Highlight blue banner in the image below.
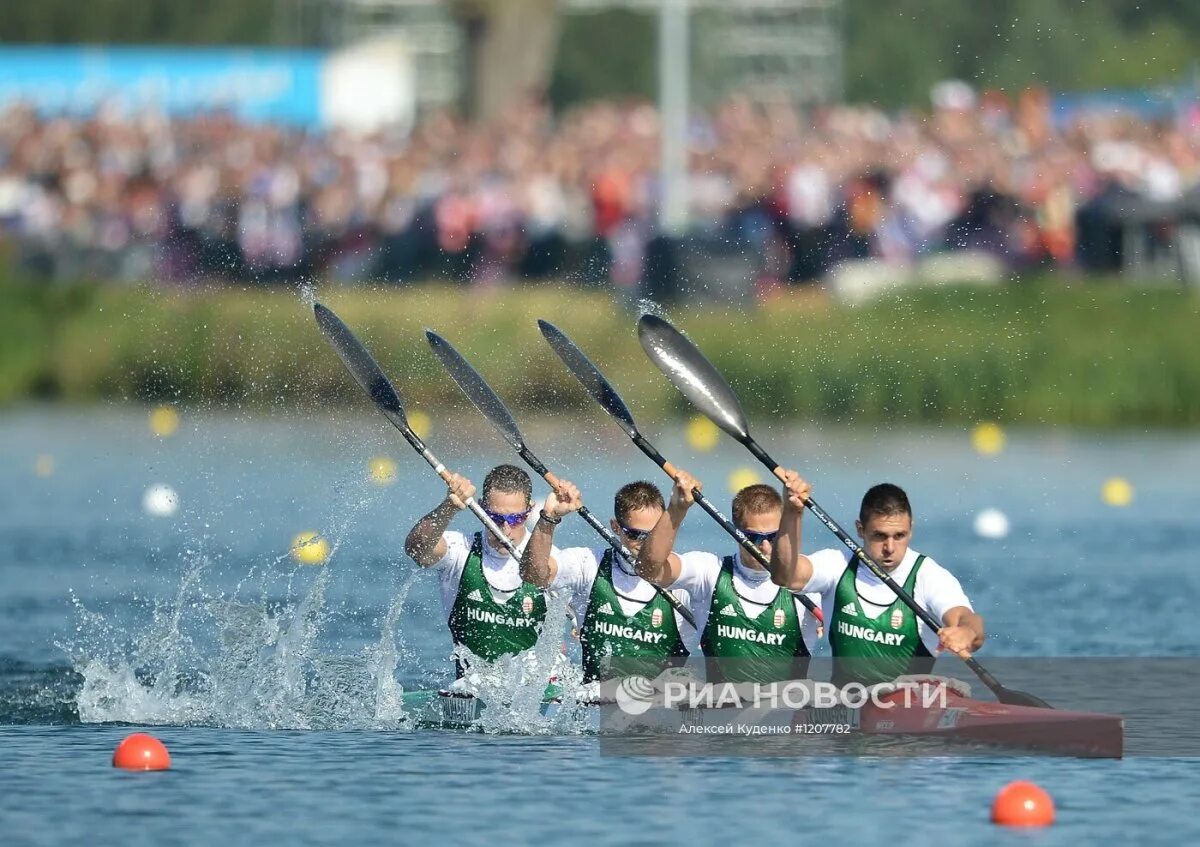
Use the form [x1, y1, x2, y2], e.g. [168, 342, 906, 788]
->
[0, 46, 324, 125]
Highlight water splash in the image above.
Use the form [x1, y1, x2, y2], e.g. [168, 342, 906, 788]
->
[371, 569, 420, 727]
[61, 468, 595, 734]
[635, 297, 668, 319]
[62, 470, 428, 730]
[453, 590, 586, 735]
[297, 281, 317, 309]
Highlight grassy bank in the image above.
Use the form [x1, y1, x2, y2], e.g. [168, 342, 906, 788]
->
[3, 275, 1198, 427]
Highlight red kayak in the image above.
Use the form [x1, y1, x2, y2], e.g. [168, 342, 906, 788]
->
[853, 689, 1124, 758]
[409, 685, 1124, 757]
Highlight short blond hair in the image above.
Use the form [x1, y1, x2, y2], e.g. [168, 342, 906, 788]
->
[732, 484, 782, 525]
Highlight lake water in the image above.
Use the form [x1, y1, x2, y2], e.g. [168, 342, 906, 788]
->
[1, 407, 1197, 845]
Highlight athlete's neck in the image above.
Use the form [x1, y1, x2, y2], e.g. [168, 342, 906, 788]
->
[613, 549, 639, 578]
[734, 555, 770, 582]
[737, 551, 768, 573]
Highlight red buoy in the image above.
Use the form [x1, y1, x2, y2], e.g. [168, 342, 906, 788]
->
[992, 780, 1055, 826]
[112, 733, 171, 771]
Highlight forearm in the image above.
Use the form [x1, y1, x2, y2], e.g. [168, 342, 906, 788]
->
[636, 504, 685, 585]
[520, 518, 558, 588]
[769, 507, 812, 590]
[944, 607, 986, 650]
[404, 499, 459, 565]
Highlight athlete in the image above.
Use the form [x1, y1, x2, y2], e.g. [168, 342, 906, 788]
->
[521, 479, 690, 683]
[404, 464, 558, 674]
[636, 470, 819, 684]
[768, 474, 985, 687]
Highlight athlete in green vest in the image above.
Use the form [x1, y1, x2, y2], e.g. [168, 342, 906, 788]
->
[768, 472, 985, 687]
[404, 464, 558, 673]
[521, 479, 690, 683]
[636, 469, 819, 684]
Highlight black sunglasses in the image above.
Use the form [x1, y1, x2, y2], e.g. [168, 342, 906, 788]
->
[618, 523, 653, 541]
[485, 509, 529, 528]
[743, 529, 779, 545]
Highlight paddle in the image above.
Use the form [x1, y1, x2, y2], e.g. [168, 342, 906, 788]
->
[425, 329, 698, 630]
[636, 313, 1051, 709]
[311, 302, 521, 560]
[536, 319, 823, 630]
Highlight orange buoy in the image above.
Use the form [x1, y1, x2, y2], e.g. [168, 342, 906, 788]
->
[991, 780, 1054, 826]
[112, 732, 171, 771]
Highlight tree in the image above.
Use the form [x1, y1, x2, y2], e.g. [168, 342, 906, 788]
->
[449, 0, 562, 120]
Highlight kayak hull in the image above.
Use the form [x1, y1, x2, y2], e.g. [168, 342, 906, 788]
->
[860, 690, 1123, 758]
[400, 688, 1123, 757]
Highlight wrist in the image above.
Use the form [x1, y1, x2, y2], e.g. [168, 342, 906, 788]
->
[538, 511, 563, 526]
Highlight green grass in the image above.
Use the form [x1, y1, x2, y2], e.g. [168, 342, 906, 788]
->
[2, 275, 1197, 427]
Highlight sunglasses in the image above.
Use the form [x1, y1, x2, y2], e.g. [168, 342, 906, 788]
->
[743, 529, 779, 545]
[618, 523, 653, 541]
[485, 509, 529, 528]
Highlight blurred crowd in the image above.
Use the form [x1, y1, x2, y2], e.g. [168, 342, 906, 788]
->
[1, 86, 1199, 288]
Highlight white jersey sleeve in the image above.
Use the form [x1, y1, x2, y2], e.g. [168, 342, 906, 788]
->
[913, 556, 973, 623]
[430, 530, 469, 574]
[801, 547, 849, 595]
[549, 546, 601, 612]
[671, 550, 722, 598]
[429, 530, 471, 615]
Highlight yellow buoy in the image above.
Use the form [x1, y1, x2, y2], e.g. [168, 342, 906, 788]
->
[1102, 477, 1134, 507]
[149, 405, 180, 438]
[291, 531, 330, 565]
[728, 467, 761, 493]
[971, 422, 1005, 456]
[34, 454, 55, 477]
[408, 410, 432, 440]
[686, 415, 720, 452]
[369, 455, 398, 486]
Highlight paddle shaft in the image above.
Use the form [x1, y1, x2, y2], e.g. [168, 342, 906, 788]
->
[742, 436, 1029, 693]
[627, 433, 824, 623]
[383, 408, 521, 561]
[513, 445, 698, 630]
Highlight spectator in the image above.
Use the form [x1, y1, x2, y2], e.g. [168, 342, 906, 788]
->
[0, 89, 1196, 288]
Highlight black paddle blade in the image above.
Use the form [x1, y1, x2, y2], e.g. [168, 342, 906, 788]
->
[636, 314, 751, 442]
[538, 320, 640, 439]
[313, 303, 408, 420]
[425, 330, 525, 451]
[996, 687, 1053, 709]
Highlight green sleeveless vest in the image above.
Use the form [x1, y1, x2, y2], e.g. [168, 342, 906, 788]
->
[446, 533, 547, 666]
[829, 554, 933, 686]
[699, 556, 810, 683]
[579, 550, 689, 683]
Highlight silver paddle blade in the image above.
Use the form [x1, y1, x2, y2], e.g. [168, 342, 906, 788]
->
[313, 303, 408, 420]
[636, 314, 751, 441]
[537, 320, 640, 439]
[425, 330, 526, 451]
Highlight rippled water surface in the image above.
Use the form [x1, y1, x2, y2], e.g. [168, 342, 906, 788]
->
[2, 408, 1197, 845]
